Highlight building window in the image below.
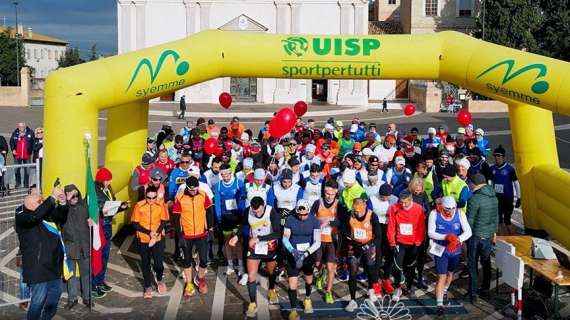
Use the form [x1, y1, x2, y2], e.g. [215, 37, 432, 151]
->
[48, 50, 52, 60]
[41, 50, 45, 59]
[26, 49, 30, 59]
[34, 49, 38, 59]
[425, 0, 438, 16]
[388, 0, 396, 4]
[458, 0, 473, 17]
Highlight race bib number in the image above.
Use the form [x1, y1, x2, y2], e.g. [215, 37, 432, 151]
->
[296, 243, 310, 251]
[176, 177, 186, 184]
[322, 226, 332, 236]
[399, 223, 413, 236]
[225, 199, 237, 210]
[354, 228, 368, 240]
[429, 242, 446, 257]
[254, 242, 268, 255]
[494, 184, 504, 194]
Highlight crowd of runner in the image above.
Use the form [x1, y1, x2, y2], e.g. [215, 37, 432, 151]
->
[13, 114, 521, 320]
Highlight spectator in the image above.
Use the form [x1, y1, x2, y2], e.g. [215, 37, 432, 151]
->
[61, 184, 92, 309]
[16, 184, 69, 320]
[130, 153, 156, 192]
[180, 120, 193, 144]
[33, 127, 44, 183]
[382, 97, 388, 112]
[466, 173, 498, 303]
[10, 122, 35, 188]
[178, 95, 186, 119]
[0, 134, 9, 162]
[228, 116, 245, 140]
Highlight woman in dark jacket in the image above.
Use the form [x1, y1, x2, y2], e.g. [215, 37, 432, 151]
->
[61, 184, 91, 309]
[408, 177, 431, 290]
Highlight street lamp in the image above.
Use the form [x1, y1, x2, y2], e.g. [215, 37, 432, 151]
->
[14, 1, 20, 87]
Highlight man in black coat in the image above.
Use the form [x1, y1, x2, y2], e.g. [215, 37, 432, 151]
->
[16, 185, 69, 320]
[9, 122, 35, 188]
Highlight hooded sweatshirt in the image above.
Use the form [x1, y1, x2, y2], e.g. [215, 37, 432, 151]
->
[61, 184, 91, 260]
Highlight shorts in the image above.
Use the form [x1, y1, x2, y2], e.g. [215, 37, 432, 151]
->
[497, 196, 514, 225]
[286, 251, 319, 277]
[221, 214, 240, 234]
[247, 249, 278, 262]
[315, 242, 337, 264]
[181, 237, 208, 269]
[434, 254, 461, 275]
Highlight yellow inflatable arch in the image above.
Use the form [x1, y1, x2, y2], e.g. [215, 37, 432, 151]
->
[44, 30, 570, 245]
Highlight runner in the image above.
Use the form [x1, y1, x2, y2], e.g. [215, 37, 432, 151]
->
[312, 180, 343, 304]
[172, 176, 214, 297]
[213, 164, 247, 284]
[428, 196, 472, 316]
[282, 199, 321, 320]
[228, 196, 281, 317]
[387, 190, 426, 302]
[130, 186, 170, 298]
[489, 145, 520, 235]
[300, 163, 324, 208]
[343, 197, 382, 312]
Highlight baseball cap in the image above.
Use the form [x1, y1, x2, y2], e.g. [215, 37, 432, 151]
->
[186, 176, 199, 188]
[150, 168, 165, 180]
[494, 145, 506, 156]
[243, 158, 254, 168]
[427, 127, 436, 134]
[457, 127, 466, 134]
[475, 128, 485, 136]
[142, 153, 154, 165]
[281, 168, 293, 180]
[305, 144, 316, 153]
[335, 120, 343, 127]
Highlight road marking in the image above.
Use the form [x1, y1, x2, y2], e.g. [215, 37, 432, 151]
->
[163, 264, 184, 320]
[148, 106, 369, 119]
[257, 276, 271, 320]
[210, 266, 227, 320]
[0, 226, 14, 242]
[92, 303, 133, 314]
[557, 136, 570, 144]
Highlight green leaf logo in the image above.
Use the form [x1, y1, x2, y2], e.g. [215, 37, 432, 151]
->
[126, 49, 190, 92]
[476, 59, 549, 94]
[282, 36, 309, 57]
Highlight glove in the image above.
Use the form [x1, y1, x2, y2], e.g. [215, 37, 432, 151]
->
[292, 249, 305, 269]
[445, 234, 460, 252]
[515, 198, 521, 208]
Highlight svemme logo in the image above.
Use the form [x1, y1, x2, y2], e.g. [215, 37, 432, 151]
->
[126, 49, 190, 97]
[282, 36, 309, 57]
[476, 59, 549, 105]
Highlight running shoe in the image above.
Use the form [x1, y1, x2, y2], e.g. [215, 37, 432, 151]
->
[100, 282, 113, 293]
[288, 309, 300, 320]
[372, 282, 383, 297]
[345, 299, 358, 312]
[368, 289, 378, 302]
[246, 302, 258, 317]
[268, 289, 279, 304]
[382, 279, 395, 295]
[194, 276, 208, 294]
[356, 271, 368, 283]
[239, 273, 248, 286]
[324, 291, 334, 304]
[303, 298, 314, 314]
[143, 287, 152, 299]
[392, 287, 402, 302]
[184, 282, 195, 297]
[337, 270, 349, 282]
[315, 270, 326, 290]
[157, 281, 167, 295]
[92, 287, 106, 299]
[416, 276, 428, 290]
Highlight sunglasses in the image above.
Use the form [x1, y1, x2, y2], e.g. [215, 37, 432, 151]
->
[443, 207, 455, 211]
[70, 194, 79, 200]
[297, 207, 307, 211]
[152, 177, 161, 181]
[494, 154, 504, 157]
[180, 161, 191, 164]
[146, 195, 157, 200]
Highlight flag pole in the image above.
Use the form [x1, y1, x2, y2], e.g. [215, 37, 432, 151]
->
[85, 131, 93, 312]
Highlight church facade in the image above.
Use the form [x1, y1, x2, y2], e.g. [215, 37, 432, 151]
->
[117, 0, 396, 105]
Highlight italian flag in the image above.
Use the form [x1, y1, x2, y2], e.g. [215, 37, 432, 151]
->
[86, 141, 105, 276]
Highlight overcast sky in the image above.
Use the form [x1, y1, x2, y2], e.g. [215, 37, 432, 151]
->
[0, 0, 117, 57]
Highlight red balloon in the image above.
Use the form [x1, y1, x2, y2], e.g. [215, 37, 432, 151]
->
[204, 138, 219, 155]
[403, 103, 416, 116]
[457, 109, 472, 127]
[219, 92, 232, 109]
[293, 101, 308, 117]
[268, 108, 296, 139]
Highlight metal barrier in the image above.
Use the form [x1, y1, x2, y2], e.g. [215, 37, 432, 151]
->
[0, 160, 40, 309]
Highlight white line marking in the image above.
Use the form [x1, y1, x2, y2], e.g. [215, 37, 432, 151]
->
[163, 264, 184, 320]
[557, 136, 570, 144]
[257, 276, 271, 320]
[92, 303, 133, 314]
[106, 281, 144, 298]
[0, 226, 14, 242]
[210, 266, 227, 320]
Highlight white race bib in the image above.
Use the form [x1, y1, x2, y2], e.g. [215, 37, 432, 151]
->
[296, 242, 310, 251]
[322, 226, 332, 236]
[399, 223, 413, 236]
[494, 184, 504, 194]
[354, 228, 368, 240]
[254, 242, 268, 255]
[225, 199, 237, 210]
[429, 242, 446, 257]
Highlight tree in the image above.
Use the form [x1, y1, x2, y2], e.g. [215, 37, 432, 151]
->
[0, 28, 26, 86]
[57, 47, 84, 68]
[475, 0, 543, 53]
[537, 0, 570, 61]
[89, 44, 98, 61]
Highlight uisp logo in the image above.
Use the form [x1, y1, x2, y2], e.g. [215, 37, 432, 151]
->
[282, 36, 381, 57]
[126, 49, 190, 97]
